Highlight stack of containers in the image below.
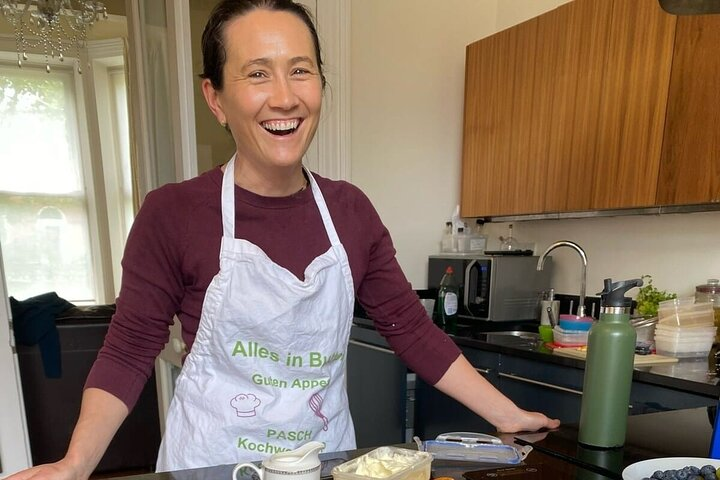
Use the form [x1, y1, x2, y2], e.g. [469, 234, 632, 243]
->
[654, 298, 716, 358]
[552, 314, 594, 346]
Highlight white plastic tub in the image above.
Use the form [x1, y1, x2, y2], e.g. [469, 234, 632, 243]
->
[654, 324, 716, 358]
[332, 447, 432, 480]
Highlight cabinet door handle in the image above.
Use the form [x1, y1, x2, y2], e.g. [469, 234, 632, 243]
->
[498, 372, 583, 396]
[349, 339, 395, 355]
[475, 367, 491, 375]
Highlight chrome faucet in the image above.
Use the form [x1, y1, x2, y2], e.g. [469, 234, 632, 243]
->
[537, 241, 588, 318]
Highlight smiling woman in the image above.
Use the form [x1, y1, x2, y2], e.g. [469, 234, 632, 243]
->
[201, 8, 323, 196]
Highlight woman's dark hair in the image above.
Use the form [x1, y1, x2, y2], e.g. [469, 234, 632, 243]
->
[200, 0, 326, 90]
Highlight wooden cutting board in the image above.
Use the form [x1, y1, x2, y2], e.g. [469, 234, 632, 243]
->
[552, 347, 678, 365]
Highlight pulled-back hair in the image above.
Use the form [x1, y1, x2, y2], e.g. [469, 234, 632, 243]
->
[200, 0, 326, 90]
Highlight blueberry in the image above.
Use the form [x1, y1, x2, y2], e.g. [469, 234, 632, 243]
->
[700, 466, 716, 477]
[690, 468, 701, 475]
[653, 471, 666, 480]
[678, 470, 689, 480]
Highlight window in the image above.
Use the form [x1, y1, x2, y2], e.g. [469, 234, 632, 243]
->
[0, 65, 97, 302]
[0, 41, 133, 305]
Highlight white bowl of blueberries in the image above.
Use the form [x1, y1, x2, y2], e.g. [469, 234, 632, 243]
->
[623, 458, 720, 480]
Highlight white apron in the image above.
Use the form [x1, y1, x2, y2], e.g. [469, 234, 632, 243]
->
[156, 158, 356, 471]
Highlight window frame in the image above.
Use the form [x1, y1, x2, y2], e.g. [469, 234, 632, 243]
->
[0, 36, 132, 304]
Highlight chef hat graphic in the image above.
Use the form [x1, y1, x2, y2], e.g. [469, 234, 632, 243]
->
[230, 393, 261, 417]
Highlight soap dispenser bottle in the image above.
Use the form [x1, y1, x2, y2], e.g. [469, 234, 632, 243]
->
[578, 277, 643, 449]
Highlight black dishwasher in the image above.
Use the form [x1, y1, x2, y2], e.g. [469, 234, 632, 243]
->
[16, 305, 161, 473]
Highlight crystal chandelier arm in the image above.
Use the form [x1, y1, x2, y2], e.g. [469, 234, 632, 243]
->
[0, 0, 107, 73]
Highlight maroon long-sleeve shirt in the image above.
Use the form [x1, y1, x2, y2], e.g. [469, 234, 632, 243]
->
[85, 167, 461, 410]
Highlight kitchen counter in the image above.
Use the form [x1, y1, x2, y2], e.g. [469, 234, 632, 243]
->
[101, 406, 720, 480]
[351, 317, 720, 399]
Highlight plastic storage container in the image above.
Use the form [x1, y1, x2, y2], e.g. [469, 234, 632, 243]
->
[657, 298, 715, 326]
[415, 432, 527, 464]
[552, 326, 589, 346]
[558, 314, 594, 331]
[332, 447, 432, 480]
[654, 324, 716, 358]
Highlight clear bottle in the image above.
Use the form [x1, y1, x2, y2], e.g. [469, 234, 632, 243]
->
[440, 221, 455, 253]
[434, 266, 459, 335]
[695, 279, 720, 371]
[456, 226, 471, 253]
[695, 279, 720, 333]
[468, 219, 487, 253]
[499, 224, 519, 251]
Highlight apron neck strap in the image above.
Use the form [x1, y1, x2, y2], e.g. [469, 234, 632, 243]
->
[220, 157, 342, 247]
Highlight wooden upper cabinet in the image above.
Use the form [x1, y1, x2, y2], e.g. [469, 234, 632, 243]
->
[461, 0, 677, 217]
[656, 15, 720, 205]
[590, 0, 676, 210]
[461, 0, 614, 217]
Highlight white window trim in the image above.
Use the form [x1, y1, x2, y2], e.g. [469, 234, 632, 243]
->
[294, 0, 351, 181]
[315, 0, 352, 181]
[86, 38, 131, 299]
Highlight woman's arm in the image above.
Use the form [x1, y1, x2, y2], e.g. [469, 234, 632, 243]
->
[434, 354, 561, 432]
[5, 388, 129, 480]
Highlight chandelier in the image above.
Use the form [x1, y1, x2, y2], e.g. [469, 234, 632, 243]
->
[0, 0, 107, 73]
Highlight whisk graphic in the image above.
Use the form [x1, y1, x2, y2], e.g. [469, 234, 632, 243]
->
[308, 392, 329, 431]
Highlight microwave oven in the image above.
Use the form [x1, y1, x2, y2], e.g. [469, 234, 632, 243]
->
[428, 254, 553, 322]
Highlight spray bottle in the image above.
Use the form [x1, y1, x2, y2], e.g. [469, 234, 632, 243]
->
[578, 277, 643, 449]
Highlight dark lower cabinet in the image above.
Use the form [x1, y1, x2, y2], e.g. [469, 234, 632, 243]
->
[413, 349, 717, 438]
[413, 347, 499, 439]
[347, 326, 407, 448]
[497, 355, 584, 424]
[17, 308, 160, 473]
[347, 317, 717, 445]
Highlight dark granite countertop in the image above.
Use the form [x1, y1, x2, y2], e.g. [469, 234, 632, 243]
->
[351, 317, 720, 399]
[105, 407, 720, 480]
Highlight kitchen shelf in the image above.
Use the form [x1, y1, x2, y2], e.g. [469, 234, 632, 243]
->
[479, 202, 720, 223]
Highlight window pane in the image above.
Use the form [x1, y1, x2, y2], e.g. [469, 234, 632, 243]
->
[0, 195, 95, 302]
[0, 68, 84, 194]
[0, 65, 96, 303]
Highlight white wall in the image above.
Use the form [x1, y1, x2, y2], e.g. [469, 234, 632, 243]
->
[350, 0, 720, 303]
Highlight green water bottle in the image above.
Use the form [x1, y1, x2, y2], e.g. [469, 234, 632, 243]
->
[578, 278, 643, 449]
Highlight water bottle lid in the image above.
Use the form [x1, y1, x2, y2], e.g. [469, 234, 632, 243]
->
[598, 278, 643, 308]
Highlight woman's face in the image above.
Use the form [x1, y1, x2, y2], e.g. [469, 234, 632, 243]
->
[205, 9, 322, 172]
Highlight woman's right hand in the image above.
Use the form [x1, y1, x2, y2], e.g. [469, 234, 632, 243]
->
[3, 458, 89, 480]
[4, 389, 131, 480]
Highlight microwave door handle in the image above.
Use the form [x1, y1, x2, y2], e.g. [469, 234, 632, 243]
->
[464, 259, 478, 313]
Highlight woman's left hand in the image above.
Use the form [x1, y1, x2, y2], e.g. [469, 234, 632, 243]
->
[493, 409, 560, 433]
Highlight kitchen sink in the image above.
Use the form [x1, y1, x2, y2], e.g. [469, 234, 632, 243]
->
[485, 330, 540, 340]
[474, 330, 541, 347]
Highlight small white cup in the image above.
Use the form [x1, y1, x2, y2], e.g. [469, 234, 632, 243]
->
[232, 441, 324, 480]
[232, 461, 321, 480]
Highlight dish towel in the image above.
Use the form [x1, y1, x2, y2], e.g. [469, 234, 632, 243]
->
[10, 292, 74, 378]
